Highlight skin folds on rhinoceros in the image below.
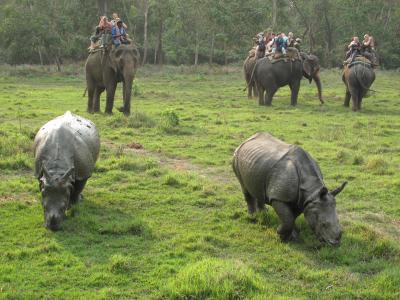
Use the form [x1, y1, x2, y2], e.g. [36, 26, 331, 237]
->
[232, 133, 347, 245]
[33, 111, 100, 231]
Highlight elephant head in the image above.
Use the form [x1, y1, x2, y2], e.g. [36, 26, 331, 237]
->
[109, 45, 141, 115]
[301, 53, 324, 104]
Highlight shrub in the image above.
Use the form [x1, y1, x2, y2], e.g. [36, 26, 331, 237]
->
[159, 110, 180, 133]
[161, 258, 267, 299]
[363, 156, 391, 175]
[109, 254, 132, 274]
[132, 80, 142, 96]
[106, 112, 155, 129]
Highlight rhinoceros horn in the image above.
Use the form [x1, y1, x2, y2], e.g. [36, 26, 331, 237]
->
[331, 181, 348, 196]
[60, 167, 75, 183]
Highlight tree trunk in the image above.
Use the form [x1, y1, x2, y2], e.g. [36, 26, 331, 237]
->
[223, 40, 228, 65]
[194, 31, 199, 66]
[272, 0, 277, 29]
[209, 34, 215, 65]
[97, 0, 109, 16]
[55, 55, 61, 72]
[142, 8, 149, 65]
[38, 47, 43, 65]
[155, 22, 164, 65]
[121, 0, 131, 29]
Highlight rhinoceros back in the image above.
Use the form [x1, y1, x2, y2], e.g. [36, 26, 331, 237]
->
[34, 112, 100, 180]
[233, 133, 291, 202]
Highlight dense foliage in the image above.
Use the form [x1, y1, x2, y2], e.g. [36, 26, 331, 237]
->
[0, 0, 399, 68]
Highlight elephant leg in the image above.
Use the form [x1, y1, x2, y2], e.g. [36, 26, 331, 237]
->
[87, 86, 95, 113]
[258, 85, 265, 106]
[253, 82, 259, 97]
[93, 87, 104, 113]
[289, 81, 300, 106]
[350, 89, 359, 112]
[265, 86, 278, 106]
[105, 82, 117, 115]
[271, 200, 298, 242]
[246, 79, 252, 99]
[344, 89, 351, 107]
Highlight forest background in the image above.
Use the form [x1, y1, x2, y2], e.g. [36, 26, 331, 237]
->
[0, 0, 399, 69]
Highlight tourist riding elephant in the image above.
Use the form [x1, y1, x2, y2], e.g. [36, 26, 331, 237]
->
[243, 52, 258, 99]
[85, 44, 140, 116]
[342, 57, 375, 112]
[254, 49, 323, 106]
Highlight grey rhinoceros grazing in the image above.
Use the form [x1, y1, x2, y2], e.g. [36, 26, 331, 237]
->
[232, 133, 347, 245]
[34, 112, 100, 230]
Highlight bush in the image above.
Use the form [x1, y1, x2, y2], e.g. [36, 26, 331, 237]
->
[108, 254, 132, 274]
[161, 258, 267, 299]
[159, 110, 180, 133]
[363, 156, 391, 175]
[132, 80, 142, 96]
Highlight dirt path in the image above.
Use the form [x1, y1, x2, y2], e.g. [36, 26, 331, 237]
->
[103, 140, 236, 184]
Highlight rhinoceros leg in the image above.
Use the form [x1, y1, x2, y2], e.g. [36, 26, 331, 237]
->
[70, 179, 87, 205]
[271, 200, 299, 242]
[243, 190, 257, 215]
[256, 198, 266, 212]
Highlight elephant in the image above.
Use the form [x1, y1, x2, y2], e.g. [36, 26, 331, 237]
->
[85, 44, 140, 116]
[254, 48, 323, 106]
[243, 54, 258, 99]
[243, 48, 265, 99]
[342, 57, 375, 112]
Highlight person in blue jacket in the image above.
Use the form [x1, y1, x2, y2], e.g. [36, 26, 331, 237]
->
[112, 19, 129, 47]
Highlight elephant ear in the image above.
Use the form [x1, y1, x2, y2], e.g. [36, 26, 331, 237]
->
[109, 48, 124, 73]
[303, 59, 312, 78]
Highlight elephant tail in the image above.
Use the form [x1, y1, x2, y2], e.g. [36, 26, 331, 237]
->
[82, 87, 87, 97]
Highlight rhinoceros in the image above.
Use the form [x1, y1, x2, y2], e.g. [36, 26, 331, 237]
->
[232, 133, 347, 245]
[34, 112, 100, 230]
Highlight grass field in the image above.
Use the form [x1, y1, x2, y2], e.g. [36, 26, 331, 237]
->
[0, 64, 399, 299]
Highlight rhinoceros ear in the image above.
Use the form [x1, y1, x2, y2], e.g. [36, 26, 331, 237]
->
[331, 181, 348, 196]
[60, 167, 75, 183]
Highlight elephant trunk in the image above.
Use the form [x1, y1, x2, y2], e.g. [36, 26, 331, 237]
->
[313, 71, 324, 104]
[122, 71, 134, 116]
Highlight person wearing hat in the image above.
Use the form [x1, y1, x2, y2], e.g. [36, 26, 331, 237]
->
[112, 19, 128, 47]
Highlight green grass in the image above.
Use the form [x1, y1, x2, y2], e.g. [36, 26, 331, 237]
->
[0, 64, 399, 299]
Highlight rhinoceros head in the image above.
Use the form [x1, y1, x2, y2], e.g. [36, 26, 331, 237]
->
[304, 182, 347, 246]
[40, 165, 74, 231]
